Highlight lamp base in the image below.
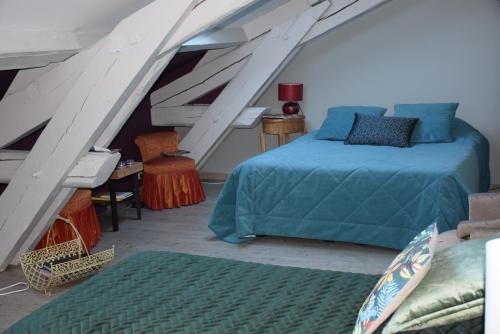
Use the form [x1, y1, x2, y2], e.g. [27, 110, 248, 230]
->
[282, 101, 300, 115]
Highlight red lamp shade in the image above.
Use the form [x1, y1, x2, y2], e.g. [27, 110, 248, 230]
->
[278, 83, 303, 102]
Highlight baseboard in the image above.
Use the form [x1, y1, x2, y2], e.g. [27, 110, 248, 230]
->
[199, 172, 229, 182]
[490, 184, 500, 193]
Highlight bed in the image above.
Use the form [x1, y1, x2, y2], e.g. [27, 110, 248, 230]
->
[209, 118, 490, 249]
[5, 251, 483, 333]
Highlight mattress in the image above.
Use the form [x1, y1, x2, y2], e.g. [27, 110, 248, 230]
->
[209, 119, 490, 249]
[5, 251, 483, 334]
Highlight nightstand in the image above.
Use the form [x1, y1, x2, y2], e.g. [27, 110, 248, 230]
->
[260, 114, 306, 152]
[92, 162, 143, 231]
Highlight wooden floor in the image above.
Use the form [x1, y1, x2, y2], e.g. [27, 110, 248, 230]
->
[0, 183, 459, 331]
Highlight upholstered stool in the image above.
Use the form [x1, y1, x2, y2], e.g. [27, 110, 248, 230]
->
[135, 131, 205, 210]
[36, 189, 102, 250]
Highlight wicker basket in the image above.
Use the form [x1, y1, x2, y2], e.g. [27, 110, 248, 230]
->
[20, 216, 114, 295]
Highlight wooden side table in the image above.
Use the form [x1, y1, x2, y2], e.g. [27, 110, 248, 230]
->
[93, 162, 143, 231]
[260, 114, 306, 152]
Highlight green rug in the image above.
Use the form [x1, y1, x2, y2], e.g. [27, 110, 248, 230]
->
[6, 251, 483, 334]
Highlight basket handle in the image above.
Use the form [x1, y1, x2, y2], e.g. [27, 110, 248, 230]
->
[56, 215, 90, 256]
[44, 221, 58, 248]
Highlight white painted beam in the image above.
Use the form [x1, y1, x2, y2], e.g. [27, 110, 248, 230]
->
[151, 36, 263, 107]
[159, 0, 261, 55]
[0, 39, 106, 149]
[193, 47, 238, 70]
[64, 152, 121, 188]
[151, 105, 269, 128]
[180, 28, 248, 52]
[0, 151, 121, 188]
[4, 64, 58, 97]
[150, 0, 389, 110]
[0, 0, 194, 270]
[0, 150, 29, 161]
[15, 49, 180, 266]
[15, 188, 76, 264]
[241, 0, 312, 40]
[0, 30, 81, 70]
[0, 161, 21, 184]
[304, 0, 389, 42]
[0, 150, 29, 183]
[180, 2, 329, 165]
[19, 51, 177, 260]
[95, 49, 179, 148]
[16, 0, 261, 264]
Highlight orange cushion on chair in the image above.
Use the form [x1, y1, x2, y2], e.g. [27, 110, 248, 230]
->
[144, 156, 196, 174]
[142, 156, 205, 210]
[134, 131, 179, 162]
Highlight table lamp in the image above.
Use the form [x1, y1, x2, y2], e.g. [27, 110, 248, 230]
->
[278, 83, 303, 114]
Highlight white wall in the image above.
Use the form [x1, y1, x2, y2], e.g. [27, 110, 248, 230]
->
[201, 0, 500, 184]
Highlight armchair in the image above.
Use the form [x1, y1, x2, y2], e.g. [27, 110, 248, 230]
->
[135, 131, 205, 210]
[457, 192, 500, 240]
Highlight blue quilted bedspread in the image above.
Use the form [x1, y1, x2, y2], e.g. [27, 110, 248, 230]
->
[209, 119, 490, 249]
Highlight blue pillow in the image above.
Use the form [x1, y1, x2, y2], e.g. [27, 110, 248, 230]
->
[315, 106, 387, 141]
[394, 103, 459, 143]
[345, 113, 419, 148]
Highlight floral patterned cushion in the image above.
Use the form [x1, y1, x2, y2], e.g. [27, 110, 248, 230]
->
[353, 223, 438, 334]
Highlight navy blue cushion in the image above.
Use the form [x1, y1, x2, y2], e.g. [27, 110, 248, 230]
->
[315, 106, 387, 141]
[394, 103, 459, 143]
[344, 113, 419, 148]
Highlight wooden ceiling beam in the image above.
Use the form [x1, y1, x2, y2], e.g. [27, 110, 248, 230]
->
[94, 49, 179, 148]
[180, 28, 248, 52]
[304, 0, 389, 42]
[180, 2, 329, 165]
[241, 0, 313, 40]
[193, 47, 238, 70]
[0, 0, 194, 270]
[0, 151, 121, 188]
[0, 39, 106, 149]
[12, 2, 262, 265]
[151, 105, 269, 129]
[150, 0, 390, 111]
[0, 30, 81, 70]
[158, 0, 261, 56]
[151, 36, 263, 107]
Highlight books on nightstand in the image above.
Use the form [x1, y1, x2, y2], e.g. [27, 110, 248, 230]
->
[92, 192, 133, 202]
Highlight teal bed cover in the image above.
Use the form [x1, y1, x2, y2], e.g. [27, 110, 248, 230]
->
[209, 119, 490, 249]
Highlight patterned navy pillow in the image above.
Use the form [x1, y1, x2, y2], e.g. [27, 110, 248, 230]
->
[345, 113, 419, 148]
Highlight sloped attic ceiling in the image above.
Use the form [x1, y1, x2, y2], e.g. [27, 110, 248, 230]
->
[0, 0, 156, 70]
[0, 0, 155, 32]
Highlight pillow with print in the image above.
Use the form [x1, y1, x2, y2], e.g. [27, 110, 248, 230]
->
[353, 223, 438, 334]
[344, 113, 418, 148]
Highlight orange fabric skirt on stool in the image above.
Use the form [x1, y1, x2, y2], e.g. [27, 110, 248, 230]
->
[35, 189, 102, 250]
[142, 156, 205, 210]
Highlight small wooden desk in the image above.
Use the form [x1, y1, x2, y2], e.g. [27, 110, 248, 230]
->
[260, 114, 306, 152]
[93, 162, 143, 231]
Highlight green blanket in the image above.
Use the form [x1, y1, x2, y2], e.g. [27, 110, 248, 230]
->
[6, 252, 482, 333]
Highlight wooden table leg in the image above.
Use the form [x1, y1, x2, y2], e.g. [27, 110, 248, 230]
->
[134, 173, 142, 220]
[109, 181, 119, 232]
[278, 134, 286, 146]
[260, 129, 266, 152]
